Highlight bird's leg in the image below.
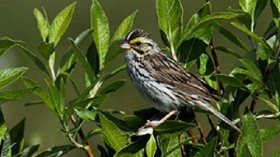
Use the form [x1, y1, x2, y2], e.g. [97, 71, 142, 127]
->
[137, 109, 178, 134]
[144, 109, 178, 127]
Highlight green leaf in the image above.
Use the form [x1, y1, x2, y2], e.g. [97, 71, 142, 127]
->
[0, 108, 7, 141]
[0, 38, 21, 57]
[18, 145, 40, 157]
[186, 11, 242, 43]
[255, 0, 268, 19]
[0, 67, 28, 89]
[0, 88, 33, 103]
[257, 41, 274, 60]
[237, 112, 263, 157]
[184, 2, 210, 40]
[37, 42, 55, 60]
[194, 137, 217, 157]
[259, 96, 279, 112]
[74, 108, 97, 121]
[231, 22, 272, 50]
[239, 0, 257, 16]
[154, 120, 195, 137]
[217, 25, 249, 51]
[145, 135, 157, 157]
[23, 78, 52, 110]
[111, 11, 138, 43]
[178, 39, 207, 69]
[68, 39, 95, 83]
[100, 80, 126, 95]
[36, 145, 75, 157]
[260, 125, 280, 143]
[157, 0, 183, 58]
[99, 111, 127, 151]
[239, 59, 262, 82]
[215, 46, 242, 58]
[91, 0, 110, 70]
[272, 0, 280, 12]
[16, 44, 49, 76]
[160, 137, 181, 157]
[49, 2, 76, 46]
[46, 80, 64, 117]
[34, 8, 50, 42]
[60, 28, 93, 74]
[102, 64, 126, 81]
[10, 119, 25, 155]
[1, 132, 12, 157]
[114, 135, 148, 157]
[216, 74, 244, 88]
[86, 42, 99, 79]
[106, 11, 138, 64]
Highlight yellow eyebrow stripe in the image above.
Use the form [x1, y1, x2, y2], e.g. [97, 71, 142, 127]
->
[129, 37, 148, 45]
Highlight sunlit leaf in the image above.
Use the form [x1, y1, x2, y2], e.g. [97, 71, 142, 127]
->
[49, 2, 76, 46]
[91, 0, 110, 70]
[260, 125, 280, 143]
[237, 113, 263, 157]
[99, 112, 127, 151]
[145, 135, 157, 157]
[0, 67, 28, 89]
[157, 0, 183, 59]
[74, 108, 97, 121]
[0, 88, 33, 103]
[106, 11, 138, 64]
[34, 8, 50, 42]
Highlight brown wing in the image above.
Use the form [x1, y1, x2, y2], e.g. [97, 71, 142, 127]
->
[142, 52, 217, 100]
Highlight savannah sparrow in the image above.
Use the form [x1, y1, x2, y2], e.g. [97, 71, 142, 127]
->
[121, 29, 240, 132]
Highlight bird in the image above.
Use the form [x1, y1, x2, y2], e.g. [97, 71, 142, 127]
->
[120, 28, 240, 132]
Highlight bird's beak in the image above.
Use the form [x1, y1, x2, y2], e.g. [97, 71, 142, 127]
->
[120, 42, 131, 50]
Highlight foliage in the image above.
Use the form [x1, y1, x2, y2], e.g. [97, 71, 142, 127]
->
[1, 0, 280, 156]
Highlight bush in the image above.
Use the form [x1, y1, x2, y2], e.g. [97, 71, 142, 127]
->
[1, 0, 280, 156]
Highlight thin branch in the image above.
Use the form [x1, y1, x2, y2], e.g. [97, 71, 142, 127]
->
[197, 122, 207, 144]
[187, 130, 198, 144]
[70, 115, 95, 157]
[209, 39, 224, 95]
[179, 135, 187, 157]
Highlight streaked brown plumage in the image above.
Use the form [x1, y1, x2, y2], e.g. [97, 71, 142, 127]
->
[121, 29, 240, 132]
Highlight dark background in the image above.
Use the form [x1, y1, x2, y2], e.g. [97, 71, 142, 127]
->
[0, 0, 278, 156]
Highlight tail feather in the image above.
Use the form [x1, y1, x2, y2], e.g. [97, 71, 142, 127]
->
[194, 100, 241, 132]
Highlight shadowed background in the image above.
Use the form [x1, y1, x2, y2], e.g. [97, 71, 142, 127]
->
[0, 0, 278, 156]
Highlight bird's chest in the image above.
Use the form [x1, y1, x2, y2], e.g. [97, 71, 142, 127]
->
[125, 59, 181, 112]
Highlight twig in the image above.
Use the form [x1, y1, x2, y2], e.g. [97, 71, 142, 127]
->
[209, 39, 224, 95]
[187, 130, 198, 144]
[207, 115, 218, 136]
[179, 135, 187, 157]
[70, 115, 95, 157]
[197, 122, 207, 144]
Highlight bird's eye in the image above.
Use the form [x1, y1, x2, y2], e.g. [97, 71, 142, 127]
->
[135, 41, 142, 46]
